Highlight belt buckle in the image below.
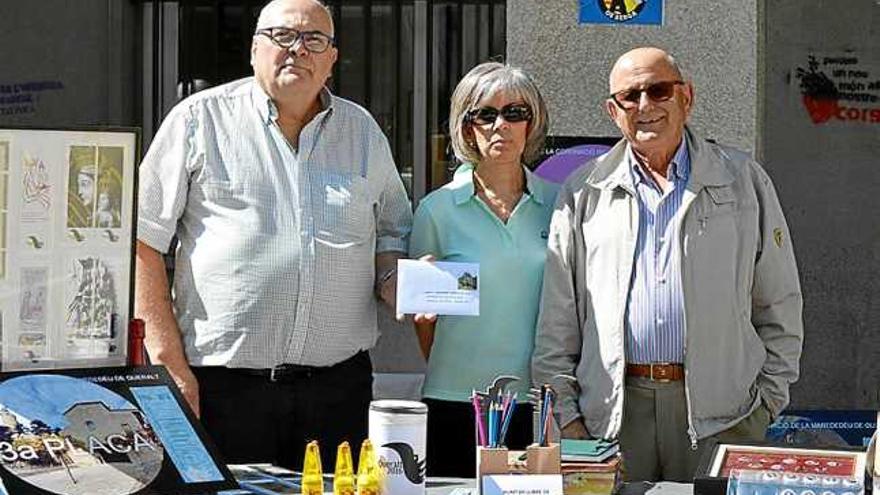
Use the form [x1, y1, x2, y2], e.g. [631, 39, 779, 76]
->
[269, 366, 280, 382]
[649, 363, 672, 383]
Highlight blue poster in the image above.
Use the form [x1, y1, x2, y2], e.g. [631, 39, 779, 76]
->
[766, 410, 877, 448]
[131, 385, 226, 483]
[579, 0, 663, 25]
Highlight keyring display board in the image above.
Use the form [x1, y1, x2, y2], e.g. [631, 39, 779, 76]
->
[0, 366, 238, 494]
[694, 440, 868, 495]
[0, 127, 138, 371]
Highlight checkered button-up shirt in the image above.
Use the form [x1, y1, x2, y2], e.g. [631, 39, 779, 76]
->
[137, 78, 412, 368]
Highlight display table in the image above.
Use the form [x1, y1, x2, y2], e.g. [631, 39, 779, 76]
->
[219, 464, 694, 495]
[218, 464, 475, 494]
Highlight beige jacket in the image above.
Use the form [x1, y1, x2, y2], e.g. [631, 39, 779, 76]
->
[532, 128, 803, 445]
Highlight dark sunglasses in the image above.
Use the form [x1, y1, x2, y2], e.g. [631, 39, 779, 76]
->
[609, 80, 685, 110]
[466, 103, 532, 125]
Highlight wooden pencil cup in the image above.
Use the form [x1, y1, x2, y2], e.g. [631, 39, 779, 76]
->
[477, 446, 510, 476]
[476, 447, 510, 495]
[526, 442, 561, 474]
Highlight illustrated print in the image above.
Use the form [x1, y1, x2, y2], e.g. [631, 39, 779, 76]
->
[65, 257, 117, 341]
[19, 268, 48, 334]
[67, 146, 123, 229]
[22, 154, 52, 221]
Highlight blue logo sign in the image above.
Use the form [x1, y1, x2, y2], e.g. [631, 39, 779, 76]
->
[579, 0, 663, 25]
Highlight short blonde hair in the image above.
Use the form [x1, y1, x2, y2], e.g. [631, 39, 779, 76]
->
[448, 62, 549, 165]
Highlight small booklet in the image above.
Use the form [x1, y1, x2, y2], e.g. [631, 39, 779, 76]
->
[396, 260, 480, 316]
[561, 438, 620, 463]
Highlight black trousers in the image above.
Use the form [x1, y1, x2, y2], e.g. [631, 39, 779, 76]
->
[192, 351, 373, 471]
[423, 398, 533, 478]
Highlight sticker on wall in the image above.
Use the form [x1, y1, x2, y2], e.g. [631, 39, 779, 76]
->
[579, 0, 663, 25]
[795, 53, 880, 125]
[0, 81, 64, 118]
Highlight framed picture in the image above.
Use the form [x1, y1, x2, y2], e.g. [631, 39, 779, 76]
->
[0, 127, 138, 371]
[709, 444, 866, 478]
[694, 441, 868, 495]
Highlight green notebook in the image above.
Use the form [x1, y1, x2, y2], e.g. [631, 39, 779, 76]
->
[561, 438, 619, 462]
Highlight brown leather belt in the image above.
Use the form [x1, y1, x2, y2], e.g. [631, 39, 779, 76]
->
[626, 363, 685, 382]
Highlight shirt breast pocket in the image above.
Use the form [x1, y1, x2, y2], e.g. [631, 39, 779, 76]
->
[314, 172, 373, 246]
[197, 180, 278, 235]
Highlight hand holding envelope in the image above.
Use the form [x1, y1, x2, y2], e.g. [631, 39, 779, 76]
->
[396, 259, 480, 316]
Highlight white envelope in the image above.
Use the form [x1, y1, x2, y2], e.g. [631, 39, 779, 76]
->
[396, 260, 480, 316]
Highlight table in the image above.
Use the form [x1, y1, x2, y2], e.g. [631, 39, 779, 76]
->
[220, 464, 693, 494]
[219, 464, 475, 494]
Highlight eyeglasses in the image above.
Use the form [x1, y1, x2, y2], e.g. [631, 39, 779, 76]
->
[255, 27, 335, 54]
[466, 104, 532, 125]
[609, 80, 685, 110]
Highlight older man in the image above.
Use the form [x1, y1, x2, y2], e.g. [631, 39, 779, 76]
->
[533, 47, 803, 481]
[135, 0, 411, 469]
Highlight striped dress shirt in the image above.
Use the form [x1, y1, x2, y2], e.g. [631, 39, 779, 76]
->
[138, 78, 412, 368]
[624, 139, 690, 364]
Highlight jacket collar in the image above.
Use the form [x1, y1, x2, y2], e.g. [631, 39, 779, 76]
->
[450, 162, 549, 206]
[589, 127, 735, 192]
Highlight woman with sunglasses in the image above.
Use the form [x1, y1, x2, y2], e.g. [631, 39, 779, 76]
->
[409, 61, 557, 477]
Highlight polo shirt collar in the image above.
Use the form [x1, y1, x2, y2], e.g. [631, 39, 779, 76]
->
[449, 162, 548, 206]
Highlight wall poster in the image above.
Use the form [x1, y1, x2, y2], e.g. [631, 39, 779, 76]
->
[0, 128, 138, 372]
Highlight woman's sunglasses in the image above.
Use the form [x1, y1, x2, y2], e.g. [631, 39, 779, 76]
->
[466, 103, 532, 125]
[609, 80, 685, 110]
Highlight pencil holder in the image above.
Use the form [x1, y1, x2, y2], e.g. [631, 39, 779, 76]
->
[476, 447, 510, 495]
[477, 446, 510, 477]
[526, 442, 561, 475]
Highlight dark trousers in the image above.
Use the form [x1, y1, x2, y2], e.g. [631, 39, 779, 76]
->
[618, 377, 772, 482]
[423, 398, 534, 478]
[192, 351, 373, 471]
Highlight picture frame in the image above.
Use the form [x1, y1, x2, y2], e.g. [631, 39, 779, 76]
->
[709, 443, 866, 478]
[0, 126, 139, 371]
[694, 440, 868, 495]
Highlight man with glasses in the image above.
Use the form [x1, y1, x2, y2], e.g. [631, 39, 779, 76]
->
[533, 47, 803, 481]
[135, 0, 411, 470]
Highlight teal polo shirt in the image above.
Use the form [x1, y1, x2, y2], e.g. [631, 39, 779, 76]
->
[409, 163, 559, 402]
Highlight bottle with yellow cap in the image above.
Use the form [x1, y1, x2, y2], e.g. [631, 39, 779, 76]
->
[334, 441, 356, 495]
[302, 441, 324, 495]
[356, 438, 384, 495]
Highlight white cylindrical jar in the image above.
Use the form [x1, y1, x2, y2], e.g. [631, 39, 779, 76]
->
[368, 400, 428, 495]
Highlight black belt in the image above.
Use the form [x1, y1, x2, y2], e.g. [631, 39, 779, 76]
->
[233, 350, 369, 383]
